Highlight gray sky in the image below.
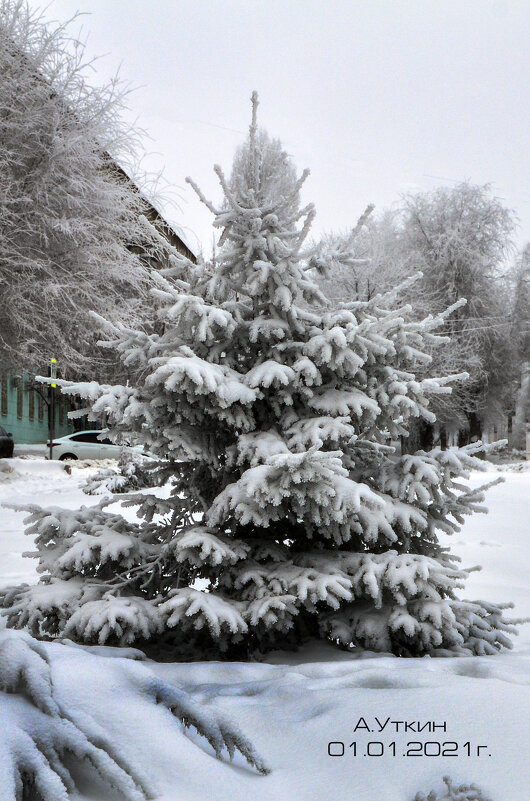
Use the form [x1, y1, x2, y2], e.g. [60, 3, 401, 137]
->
[49, 0, 529, 256]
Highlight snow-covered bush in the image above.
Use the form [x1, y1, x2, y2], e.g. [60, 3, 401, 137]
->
[83, 450, 160, 495]
[0, 628, 268, 800]
[1, 94, 519, 659]
[414, 775, 493, 801]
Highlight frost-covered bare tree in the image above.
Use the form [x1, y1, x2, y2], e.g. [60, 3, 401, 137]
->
[510, 243, 530, 449]
[313, 209, 407, 305]
[314, 183, 518, 445]
[398, 182, 517, 441]
[0, 0, 162, 376]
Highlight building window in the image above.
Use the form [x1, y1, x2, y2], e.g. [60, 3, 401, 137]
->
[59, 400, 64, 425]
[16, 383, 23, 419]
[1, 377, 7, 416]
[29, 390, 35, 421]
[38, 394, 44, 423]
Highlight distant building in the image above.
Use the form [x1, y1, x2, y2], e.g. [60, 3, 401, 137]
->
[1, 374, 63, 445]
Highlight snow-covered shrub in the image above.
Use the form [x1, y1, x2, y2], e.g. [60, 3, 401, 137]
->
[1, 94, 519, 659]
[83, 450, 160, 495]
[414, 775, 493, 801]
[0, 628, 268, 800]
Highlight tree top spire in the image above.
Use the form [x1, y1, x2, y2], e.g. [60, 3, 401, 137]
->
[249, 90, 260, 191]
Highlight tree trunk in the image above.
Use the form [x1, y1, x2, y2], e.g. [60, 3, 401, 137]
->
[512, 363, 530, 450]
[401, 419, 434, 454]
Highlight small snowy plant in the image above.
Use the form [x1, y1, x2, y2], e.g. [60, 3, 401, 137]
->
[1, 94, 518, 659]
[414, 776, 493, 801]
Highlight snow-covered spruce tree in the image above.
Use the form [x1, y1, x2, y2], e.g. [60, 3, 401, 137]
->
[1, 94, 518, 659]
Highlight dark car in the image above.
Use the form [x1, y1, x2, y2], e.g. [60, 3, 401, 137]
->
[0, 426, 14, 458]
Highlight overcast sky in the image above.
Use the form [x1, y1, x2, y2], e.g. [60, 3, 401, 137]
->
[49, 0, 530, 257]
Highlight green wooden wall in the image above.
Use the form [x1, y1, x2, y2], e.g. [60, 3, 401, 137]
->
[0, 375, 72, 445]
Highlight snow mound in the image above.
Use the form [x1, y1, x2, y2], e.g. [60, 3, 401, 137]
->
[0, 461, 16, 483]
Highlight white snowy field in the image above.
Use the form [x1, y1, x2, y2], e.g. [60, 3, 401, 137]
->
[0, 457, 529, 801]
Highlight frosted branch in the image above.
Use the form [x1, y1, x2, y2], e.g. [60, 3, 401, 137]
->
[185, 176, 219, 215]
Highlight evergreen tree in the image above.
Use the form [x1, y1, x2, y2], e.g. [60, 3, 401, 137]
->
[1, 95, 518, 659]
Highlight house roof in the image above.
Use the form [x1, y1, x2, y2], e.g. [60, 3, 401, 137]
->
[110, 161, 197, 263]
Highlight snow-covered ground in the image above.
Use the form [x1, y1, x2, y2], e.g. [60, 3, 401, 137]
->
[0, 458, 529, 800]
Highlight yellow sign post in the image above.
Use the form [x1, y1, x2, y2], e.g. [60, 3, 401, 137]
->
[48, 358, 57, 459]
[50, 357, 57, 388]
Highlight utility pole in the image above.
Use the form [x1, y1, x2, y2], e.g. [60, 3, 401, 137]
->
[48, 358, 57, 461]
